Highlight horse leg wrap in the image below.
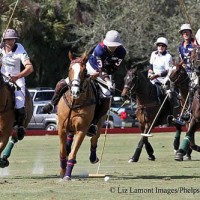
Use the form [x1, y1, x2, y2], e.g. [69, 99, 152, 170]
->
[179, 136, 191, 154]
[145, 142, 155, 161]
[173, 129, 181, 150]
[66, 134, 74, 156]
[131, 147, 142, 162]
[2, 136, 18, 159]
[60, 156, 67, 169]
[89, 145, 99, 163]
[65, 159, 76, 177]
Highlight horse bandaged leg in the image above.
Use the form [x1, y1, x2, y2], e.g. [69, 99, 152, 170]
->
[175, 136, 191, 161]
[173, 129, 181, 152]
[89, 145, 99, 164]
[66, 133, 74, 156]
[65, 159, 76, 178]
[129, 147, 142, 163]
[2, 136, 18, 159]
[145, 142, 155, 161]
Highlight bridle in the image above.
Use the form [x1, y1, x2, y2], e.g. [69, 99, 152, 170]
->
[68, 58, 87, 98]
[170, 66, 190, 86]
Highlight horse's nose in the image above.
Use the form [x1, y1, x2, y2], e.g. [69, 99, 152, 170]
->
[71, 88, 80, 99]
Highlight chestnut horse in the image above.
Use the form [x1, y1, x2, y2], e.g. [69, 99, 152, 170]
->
[57, 52, 103, 180]
[0, 72, 33, 167]
[121, 66, 181, 162]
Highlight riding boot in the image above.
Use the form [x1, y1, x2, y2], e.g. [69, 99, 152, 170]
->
[87, 98, 110, 137]
[15, 107, 26, 140]
[42, 79, 68, 114]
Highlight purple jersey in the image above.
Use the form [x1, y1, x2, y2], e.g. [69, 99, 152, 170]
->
[178, 39, 195, 72]
[88, 42, 126, 75]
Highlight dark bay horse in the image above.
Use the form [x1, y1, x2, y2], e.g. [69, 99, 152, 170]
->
[0, 72, 33, 167]
[121, 67, 181, 162]
[168, 62, 192, 158]
[57, 52, 104, 180]
[174, 59, 200, 161]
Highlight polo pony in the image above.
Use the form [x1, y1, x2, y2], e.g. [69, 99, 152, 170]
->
[0, 72, 33, 167]
[121, 66, 182, 162]
[57, 51, 103, 180]
[175, 50, 200, 161]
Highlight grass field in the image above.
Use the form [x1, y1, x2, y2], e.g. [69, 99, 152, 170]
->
[0, 132, 200, 200]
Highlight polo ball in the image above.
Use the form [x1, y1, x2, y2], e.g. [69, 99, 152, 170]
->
[104, 176, 110, 182]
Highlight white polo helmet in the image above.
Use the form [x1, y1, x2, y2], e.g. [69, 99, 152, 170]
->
[103, 30, 123, 47]
[154, 37, 168, 47]
[3, 28, 18, 40]
[179, 24, 192, 34]
[195, 28, 200, 45]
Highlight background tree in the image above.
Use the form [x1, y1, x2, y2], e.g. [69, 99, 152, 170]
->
[0, 0, 199, 95]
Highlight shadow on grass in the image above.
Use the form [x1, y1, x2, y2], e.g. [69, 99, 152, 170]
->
[112, 175, 200, 180]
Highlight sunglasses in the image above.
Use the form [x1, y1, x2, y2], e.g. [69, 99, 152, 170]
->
[157, 44, 166, 47]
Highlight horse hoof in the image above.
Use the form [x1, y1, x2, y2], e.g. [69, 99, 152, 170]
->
[175, 152, 184, 161]
[0, 158, 9, 168]
[90, 157, 99, 164]
[185, 156, 191, 161]
[63, 176, 71, 181]
[148, 155, 155, 161]
[60, 169, 66, 178]
[174, 149, 178, 154]
[128, 158, 138, 163]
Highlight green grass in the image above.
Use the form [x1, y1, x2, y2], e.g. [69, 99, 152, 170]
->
[0, 132, 200, 200]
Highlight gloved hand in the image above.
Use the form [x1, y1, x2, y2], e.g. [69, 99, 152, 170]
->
[106, 80, 113, 90]
[148, 71, 154, 79]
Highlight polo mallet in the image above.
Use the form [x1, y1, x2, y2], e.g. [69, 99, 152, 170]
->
[89, 97, 112, 178]
[141, 92, 170, 137]
[0, 0, 20, 48]
[179, 91, 190, 118]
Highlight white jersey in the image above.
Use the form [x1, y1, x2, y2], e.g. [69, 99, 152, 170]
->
[150, 51, 172, 84]
[1, 43, 29, 87]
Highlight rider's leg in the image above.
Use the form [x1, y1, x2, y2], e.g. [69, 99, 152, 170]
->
[87, 98, 111, 137]
[42, 79, 69, 113]
[15, 86, 26, 140]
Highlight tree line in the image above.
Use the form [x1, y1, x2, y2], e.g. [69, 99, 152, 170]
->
[0, 0, 199, 95]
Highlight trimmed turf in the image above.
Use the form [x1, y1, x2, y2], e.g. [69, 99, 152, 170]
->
[0, 132, 200, 200]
